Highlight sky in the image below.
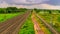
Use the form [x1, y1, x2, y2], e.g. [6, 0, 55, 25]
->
[0, 0, 60, 9]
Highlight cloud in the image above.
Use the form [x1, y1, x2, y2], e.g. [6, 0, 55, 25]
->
[45, 0, 60, 5]
[38, 4, 60, 9]
[0, 2, 60, 10]
[0, 0, 50, 5]
[0, 0, 60, 9]
[0, 1, 8, 8]
[14, 4, 60, 9]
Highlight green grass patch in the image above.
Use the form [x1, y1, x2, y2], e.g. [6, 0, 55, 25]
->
[0, 12, 24, 22]
[38, 13, 51, 23]
[19, 15, 35, 34]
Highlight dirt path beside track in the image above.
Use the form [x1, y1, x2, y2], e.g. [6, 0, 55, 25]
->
[31, 13, 45, 34]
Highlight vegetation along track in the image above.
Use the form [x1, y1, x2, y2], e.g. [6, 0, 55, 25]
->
[31, 13, 45, 34]
[36, 13, 59, 34]
[0, 11, 31, 34]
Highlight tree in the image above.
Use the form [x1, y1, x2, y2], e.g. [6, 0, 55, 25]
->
[49, 10, 52, 14]
[34, 8, 40, 13]
[6, 7, 18, 13]
[58, 10, 60, 13]
[0, 9, 5, 13]
[18, 8, 27, 12]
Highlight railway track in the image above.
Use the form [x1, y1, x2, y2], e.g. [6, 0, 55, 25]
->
[0, 11, 31, 34]
[31, 13, 45, 34]
[36, 14, 59, 34]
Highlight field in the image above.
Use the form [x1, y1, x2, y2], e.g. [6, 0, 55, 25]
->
[38, 11, 60, 33]
[0, 12, 23, 22]
[0, 8, 60, 34]
[0, 7, 35, 34]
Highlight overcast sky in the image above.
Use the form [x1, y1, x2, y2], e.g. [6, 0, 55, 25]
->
[0, 0, 60, 9]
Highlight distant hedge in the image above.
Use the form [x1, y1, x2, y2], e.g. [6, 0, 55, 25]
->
[0, 7, 27, 13]
[34, 8, 60, 14]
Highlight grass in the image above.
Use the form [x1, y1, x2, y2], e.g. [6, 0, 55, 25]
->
[38, 12, 60, 33]
[34, 15, 52, 34]
[32, 10, 52, 34]
[19, 15, 35, 34]
[38, 13, 51, 23]
[0, 12, 24, 22]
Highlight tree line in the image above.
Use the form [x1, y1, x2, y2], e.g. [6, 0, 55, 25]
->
[0, 7, 27, 13]
[34, 8, 60, 14]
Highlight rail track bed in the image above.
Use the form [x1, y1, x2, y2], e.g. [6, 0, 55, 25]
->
[0, 11, 31, 34]
[36, 14, 59, 34]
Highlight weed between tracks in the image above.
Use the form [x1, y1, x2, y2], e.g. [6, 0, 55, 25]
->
[19, 15, 35, 34]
